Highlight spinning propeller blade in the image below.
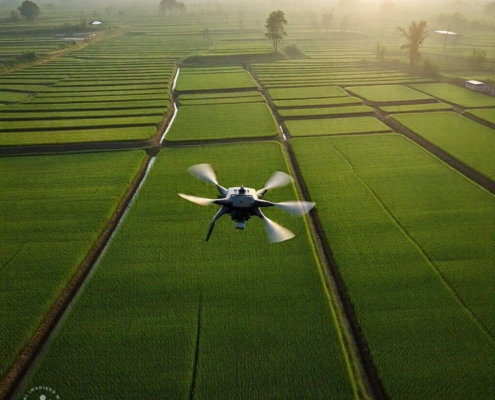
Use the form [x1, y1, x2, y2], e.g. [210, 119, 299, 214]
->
[188, 163, 219, 185]
[261, 215, 295, 243]
[178, 193, 217, 206]
[257, 171, 293, 197]
[187, 164, 227, 195]
[274, 201, 315, 216]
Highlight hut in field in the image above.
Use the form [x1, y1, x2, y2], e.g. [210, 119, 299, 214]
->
[432, 30, 460, 49]
[465, 80, 486, 92]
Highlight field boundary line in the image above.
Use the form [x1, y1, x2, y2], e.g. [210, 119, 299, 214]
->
[247, 64, 386, 399]
[284, 140, 386, 400]
[0, 153, 153, 400]
[330, 140, 494, 344]
[384, 117, 495, 195]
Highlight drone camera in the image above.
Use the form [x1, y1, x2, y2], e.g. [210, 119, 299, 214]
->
[234, 221, 246, 230]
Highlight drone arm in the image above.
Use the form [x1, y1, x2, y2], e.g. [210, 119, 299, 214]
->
[206, 206, 229, 241]
[216, 185, 228, 196]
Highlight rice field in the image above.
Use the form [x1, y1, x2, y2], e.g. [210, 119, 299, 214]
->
[2, 4, 495, 399]
[292, 134, 495, 398]
[285, 116, 392, 136]
[165, 103, 279, 141]
[409, 83, 495, 108]
[391, 112, 495, 180]
[0, 150, 146, 379]
[175, 67, 258, 92]
[18, 143, 355, 399]
[346, 84, 436, 104]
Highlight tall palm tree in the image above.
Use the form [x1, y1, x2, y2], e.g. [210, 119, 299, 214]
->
[397, 21, 429, 69]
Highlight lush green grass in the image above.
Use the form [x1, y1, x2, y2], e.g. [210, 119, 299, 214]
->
[380, 103, 453, 113]
[391, 112, 495, 180]
[279, 105, 374, 118]
[285, 116, 392, 136]
[0, 151, 146, 378]
[21, 143, 355, 399]
[0, 126, 157, 146]
[165, 103, 279, 141]
[346, 85, 435, 103]
[274, 97, 362, 108]
[409, 83, 495, 108]
[175, 68, 257, 92]
[292, 134, 495, 398]
[268, 86, 348, 100]
[465, 108, 495, 125]
[0, 115, 163, 132]
[179, 97, 264, 106]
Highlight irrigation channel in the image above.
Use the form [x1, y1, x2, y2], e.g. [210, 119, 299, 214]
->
[3, 64, 495, 399]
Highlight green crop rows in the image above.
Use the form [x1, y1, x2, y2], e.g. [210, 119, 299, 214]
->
[175, 67, 258, 92]
[285, 116, 392, 136]
[292, 134, 495, 398]
[165, 103, 278, 141]
[20, 143, 355, 399]
[0, 151, 146, 378]
[392, 112, 495, 180]
[347, 84, 435, 103]
[410, 83, 495, 108]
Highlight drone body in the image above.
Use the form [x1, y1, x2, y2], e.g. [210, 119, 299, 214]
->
[179, 164, 315, 243]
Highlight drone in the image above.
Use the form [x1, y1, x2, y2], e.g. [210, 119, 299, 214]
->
[178, 164, 315, 243]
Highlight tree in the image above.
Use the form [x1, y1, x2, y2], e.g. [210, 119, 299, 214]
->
[397, 20, 429, 69]
[265, 10, 287, 52]
[159, 0, 185, 15]
[484, 1, 495, 18]
[340, 14, 351, 31]
[321, 9, 334, 33]
[468, 49, 487, 70]
[17, 0, 40, 23]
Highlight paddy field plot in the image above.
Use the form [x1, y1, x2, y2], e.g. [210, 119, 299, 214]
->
[268, 86, 348, 100]
[0, 151, 146, 379]
[292, 134, 495, 398]
[274, 96, 362, 108]
[409, 83, 495, 108]
[465, 108, 495, 126]
[165, 102, 279, 141]
[285, 116, 392, 137]
[20, 143, 355, 399]
[380, 103, 453, 113]
[391, 112, 495, 181]
[279, 105, 374, 119]
[175, 67, 258, 92]
[178, 91, 263, 106]
[346, 85, 436, 104]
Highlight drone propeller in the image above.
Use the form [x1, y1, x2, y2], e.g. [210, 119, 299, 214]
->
[260, 213, 295, 243]
[273, 201, 315, 216]
[178, 193, 218, 206]
[187, 164, 227, 195]
[188, 164, 218, 185]
[257, 171, 293, 197]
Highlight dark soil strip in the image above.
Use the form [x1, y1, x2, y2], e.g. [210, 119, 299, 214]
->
[385, 117, 495, 194]
[283, 139, 388, 400]
[0, 139, 155, 157]
[246, 66, 387, 399]
[0, 154, 153, 400]
[189, 294, 203, 400]
[162, 135, 276, 148]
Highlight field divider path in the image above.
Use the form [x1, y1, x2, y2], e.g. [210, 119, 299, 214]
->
[329, 141, 494, 344]
[384, 117, 495, 194]
[340, 87, 495, 194]
[246, 65, 385, 400]
[0, 153, 154, 400]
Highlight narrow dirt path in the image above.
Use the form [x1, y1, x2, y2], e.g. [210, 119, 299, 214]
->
[246, 65, 386, 400]
[0, 153, 153, 399]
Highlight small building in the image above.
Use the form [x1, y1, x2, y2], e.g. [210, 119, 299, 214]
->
[465, 80, 487, 92]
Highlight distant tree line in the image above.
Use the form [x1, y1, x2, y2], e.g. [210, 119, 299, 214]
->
[159, 0, 186, 15]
